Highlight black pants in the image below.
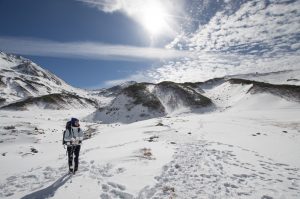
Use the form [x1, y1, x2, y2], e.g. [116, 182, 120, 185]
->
[67, 145, 81, 171]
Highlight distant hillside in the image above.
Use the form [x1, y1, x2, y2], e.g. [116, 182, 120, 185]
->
[0, 92, 98, 110]
[0, 51, 110, 109]
[229, 78, 300, 102]
[154, 81, 212, 112]
[86, 82, 214, 124]
[86, 83, 166, 124]
[0, 52, 77, 105]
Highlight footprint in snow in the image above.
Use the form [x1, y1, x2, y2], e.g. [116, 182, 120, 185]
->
[100, 181, 133, 199]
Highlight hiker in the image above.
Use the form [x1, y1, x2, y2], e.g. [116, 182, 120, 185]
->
[63, 118, 84, 174]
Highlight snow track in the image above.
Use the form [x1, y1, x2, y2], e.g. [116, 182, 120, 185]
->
[0, 160, 135, 199]
[2, 139, 299, 199]
[138, 141, 300, 199]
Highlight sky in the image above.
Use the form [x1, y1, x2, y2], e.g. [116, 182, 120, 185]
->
[0, 0, 299, 89]
[0, 0, 186, 88]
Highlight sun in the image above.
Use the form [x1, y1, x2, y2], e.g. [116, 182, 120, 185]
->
[140, 2, 168, 35]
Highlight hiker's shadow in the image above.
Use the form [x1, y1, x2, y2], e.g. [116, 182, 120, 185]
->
[21, 173, 71, 199]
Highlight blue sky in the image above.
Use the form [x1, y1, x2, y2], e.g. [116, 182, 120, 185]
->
[1, 0, 299, 88]
[0, 0, 184, 88]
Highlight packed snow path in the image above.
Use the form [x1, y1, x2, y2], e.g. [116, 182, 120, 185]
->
[1, 138, 299, 199]
[2, 140, 299, 199]
[1, 159, 137, 199]
[138, 141, 300, 198]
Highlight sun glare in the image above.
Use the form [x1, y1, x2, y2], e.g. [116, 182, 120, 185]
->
[141, 2, 167, 35]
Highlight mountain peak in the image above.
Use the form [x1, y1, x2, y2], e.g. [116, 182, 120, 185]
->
[0, 52, 76, 106]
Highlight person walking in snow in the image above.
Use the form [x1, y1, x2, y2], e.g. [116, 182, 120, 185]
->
[63, 118, 84, 174]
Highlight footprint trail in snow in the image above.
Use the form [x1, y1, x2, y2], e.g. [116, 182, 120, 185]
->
[138, 141, 300, 199]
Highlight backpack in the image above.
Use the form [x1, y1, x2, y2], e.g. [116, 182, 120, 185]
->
[62, 121, 72, 145]
[62, 121, 81, 145]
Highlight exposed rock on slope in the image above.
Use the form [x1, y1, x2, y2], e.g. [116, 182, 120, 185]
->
[0, 92, 98, 110]
[200, 77, 300, 111]
[229, 78, 300, 102]
[0, 52, 79, 105]
[0, 51, 108, 109]
[86, 82, 214, 124]
[86, 83, 166, 124]
[154, 81, 212, 113]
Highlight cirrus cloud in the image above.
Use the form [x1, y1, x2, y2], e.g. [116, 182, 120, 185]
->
[0, 36, 193, 61]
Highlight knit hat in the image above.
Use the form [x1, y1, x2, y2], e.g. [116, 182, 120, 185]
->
[71, 118, 79, 127]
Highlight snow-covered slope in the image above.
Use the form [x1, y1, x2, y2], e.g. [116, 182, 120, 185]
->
[87, 75, 300, 124]
[229, 70, 300, 86]
[86, 83, 166, 124]
[0, 52, 111, 110]
[0, 92, 98, 111]
[201, 77, 300, 111]
[86, 82, 214, 124]
[154, 81, 212, 114]
[0, 52, 78, 105]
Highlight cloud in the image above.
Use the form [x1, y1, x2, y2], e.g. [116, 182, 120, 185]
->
[76, 0, 186, 36]
[170, 0, 300, 55]
[76, 0, 130, 13]
[144, 53, 300, 84]
[139, 0, 300, 83]
[76, 0, 184, 14]
[0, 36, 192, 61]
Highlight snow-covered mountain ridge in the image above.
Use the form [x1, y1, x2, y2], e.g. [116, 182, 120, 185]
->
[0, 92, 98, 111]
[0, 52, 74, 104]
[0, 52, 112, 109]
[86, 76, 300, 123]
[86, 81, 213, 123]
[1, 51, 300, 123]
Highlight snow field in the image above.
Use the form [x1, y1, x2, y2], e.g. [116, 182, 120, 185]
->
[1, 84, 300, 198]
